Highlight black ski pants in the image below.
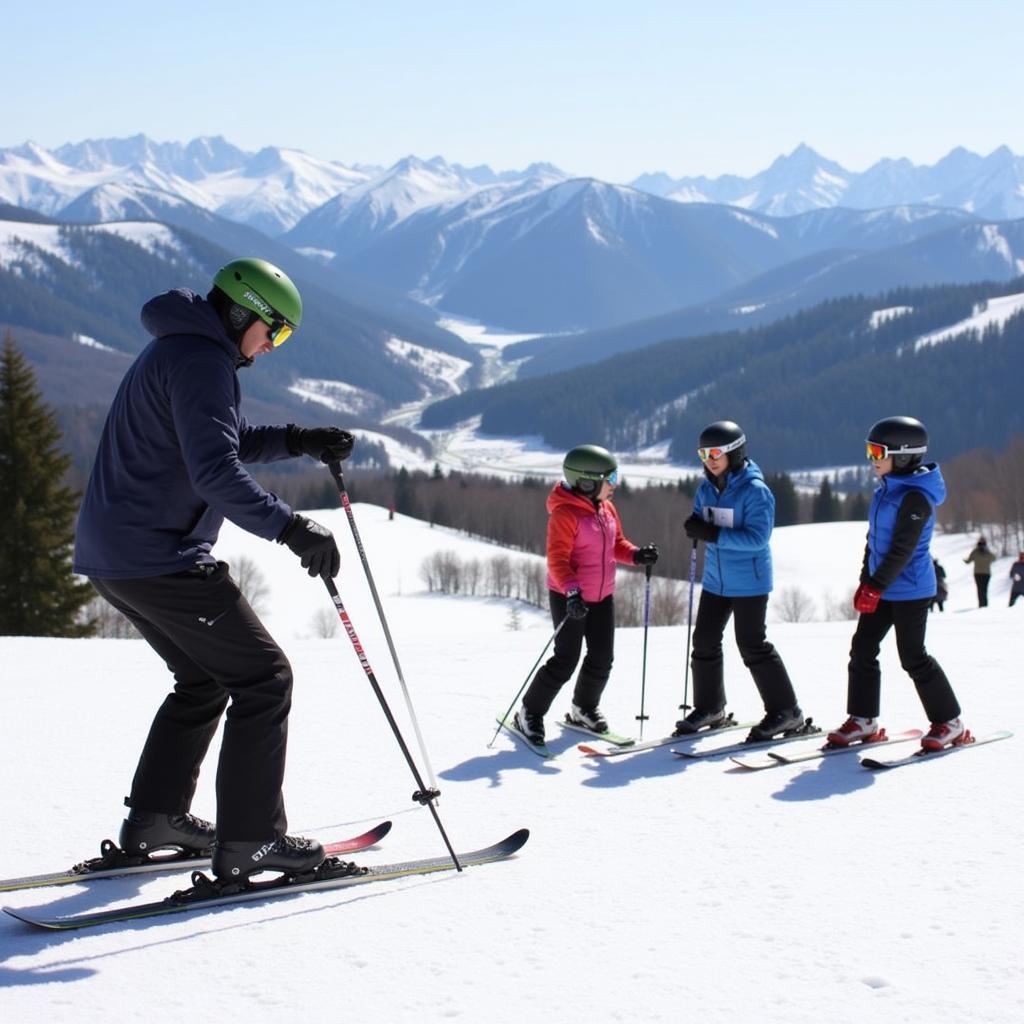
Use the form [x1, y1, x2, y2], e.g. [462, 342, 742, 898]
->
[846, 596, 960, 722]
[974, 574, 990, 608]
[524, 591, 615, 716]
[91, 563, 292, 841]
[690, 590, 798, 714]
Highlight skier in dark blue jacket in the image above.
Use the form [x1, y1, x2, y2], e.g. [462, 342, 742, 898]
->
[827, 416, 968, 752]
[74, 258, 355, 881]
[674, 421, 807, 742]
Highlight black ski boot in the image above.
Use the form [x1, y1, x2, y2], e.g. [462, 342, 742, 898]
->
[673, 707, 729, 737]
[212, 834, 325, 881]
[513, 703, 546, 745]
[567, 703, 608, 733]
[119, 809, 215, 858]
[748, 706, 806, 741]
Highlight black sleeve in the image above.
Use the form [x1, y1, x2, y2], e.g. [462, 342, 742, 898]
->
[866, 491, 932, 590]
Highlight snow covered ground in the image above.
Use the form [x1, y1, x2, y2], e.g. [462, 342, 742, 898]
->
[1, 511, 1021, 1023]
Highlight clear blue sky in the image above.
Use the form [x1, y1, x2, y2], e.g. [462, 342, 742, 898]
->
[7, 0, 1022, 181]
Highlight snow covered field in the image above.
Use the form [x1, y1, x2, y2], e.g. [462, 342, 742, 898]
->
[1, 509, 1021, 1023]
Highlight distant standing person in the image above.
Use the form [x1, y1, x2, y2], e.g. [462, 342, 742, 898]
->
[964, 537, 996, 607]
[674, 421, 807, 741]
[513, 445, 658, 744]
[930, 558, 948, 612]
[828, 416, 968, 752]
[74, 258, 356, 882]
[1009, 552, 1024, 607]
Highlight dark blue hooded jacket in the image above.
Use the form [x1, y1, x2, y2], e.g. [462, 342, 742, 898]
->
[73, 289, 294, 579]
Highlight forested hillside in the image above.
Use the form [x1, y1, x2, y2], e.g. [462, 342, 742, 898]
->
[421, 278, 1024, 469]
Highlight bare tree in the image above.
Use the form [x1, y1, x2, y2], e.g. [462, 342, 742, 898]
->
[83, 593, 139, 638]
[309, 607, 339, 638]
[230, 555, 270, 615]
[773, 585, 816, 623]
[822, 588, 858, 621]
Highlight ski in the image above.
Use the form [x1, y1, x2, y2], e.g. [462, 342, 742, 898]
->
[729, 729, 923, 770]
[4, 829, 529, 931]
[860, 730, 1012, 770]
[0, 821, 393, 894]
[671, 719, 822, 759]
[560, 716, 635, 747]
[578, 715, 754, 757]
[496, 715, 554, 758]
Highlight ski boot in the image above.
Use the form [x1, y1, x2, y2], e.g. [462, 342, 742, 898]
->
[513, 703, 546, 745]
[921, 717, 970, 752]
[567, 703, 608, 733]
[748, 706, 806, 741]
[212, 834, 325, 881]
[673, 707, 729, 737]
[827, 715, 884, 747]
[119, 809, 215, 858]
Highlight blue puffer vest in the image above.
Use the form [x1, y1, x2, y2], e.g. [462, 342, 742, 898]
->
[867, 464, 946, 601]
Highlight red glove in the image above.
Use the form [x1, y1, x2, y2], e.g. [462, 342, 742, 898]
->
[853, 583, 882, 614]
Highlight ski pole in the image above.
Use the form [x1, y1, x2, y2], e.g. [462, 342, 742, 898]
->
[636, 563, 653, 738]
[489, 615, 569, 747]
[323, 576, 462, 871]
[327, 461, 439, 798]
[680, 540, 698, 714]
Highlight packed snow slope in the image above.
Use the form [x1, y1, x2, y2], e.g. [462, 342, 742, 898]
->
[1, 510, 1020, 1024]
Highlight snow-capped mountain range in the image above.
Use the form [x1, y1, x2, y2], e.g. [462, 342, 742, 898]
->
[632, 142, 1024, 219]
[4, 136, 1024, 243]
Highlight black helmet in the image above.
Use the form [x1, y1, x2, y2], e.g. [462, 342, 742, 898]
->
[563, 444, 618, 496]
[698, 420, 747, 472]
[866, 416, 928, 474]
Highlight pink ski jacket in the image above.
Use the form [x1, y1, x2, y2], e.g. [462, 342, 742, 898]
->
[545, 483, 637, 603]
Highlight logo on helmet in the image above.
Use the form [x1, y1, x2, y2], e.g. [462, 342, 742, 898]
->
[242, 290, 273, 318]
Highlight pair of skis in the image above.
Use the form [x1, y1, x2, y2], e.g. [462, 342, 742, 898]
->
[495, 712, 635, 758]
[498, 712, 763, 759]
[2, 820, 529, 931]
[727, 728, 1013, 771]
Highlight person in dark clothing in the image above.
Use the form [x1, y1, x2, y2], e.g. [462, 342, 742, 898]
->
[964, 537, 997, 607]
[1009, 553, 1024, 607]
[673, 421, 806, 742]
[828, 417, 968, 752]
[930, 558, 948, 612]
[74, 257, 355, 881]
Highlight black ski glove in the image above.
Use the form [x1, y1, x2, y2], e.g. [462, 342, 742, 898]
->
[566, 590, 588, 620]
[286, 425, 355, 464]
[278, 514, 340, 579]
[684, 513, 720, 544]
[633, 543, 659, 566]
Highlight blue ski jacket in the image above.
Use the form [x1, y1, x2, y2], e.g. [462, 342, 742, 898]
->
[863, 464, 946, 601]
[693, 459, 775, 597]
[73, 289, 295, 579]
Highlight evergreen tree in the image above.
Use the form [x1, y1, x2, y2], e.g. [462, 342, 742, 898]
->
[766, 472, 799, 526]
[845, 491, 870, 521]
[0, 332, 94, 635]
[811, 477, 840, 524]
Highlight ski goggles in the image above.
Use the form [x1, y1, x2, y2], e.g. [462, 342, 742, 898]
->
[267, 319, 294, 347]
[578, 469, 619, 488]
[697, 435, 745, 462]
[866, 440, 927, 461]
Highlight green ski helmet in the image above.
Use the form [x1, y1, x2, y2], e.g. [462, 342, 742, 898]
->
[211, 258, 303, 343]
[563, 444, 619, 495]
